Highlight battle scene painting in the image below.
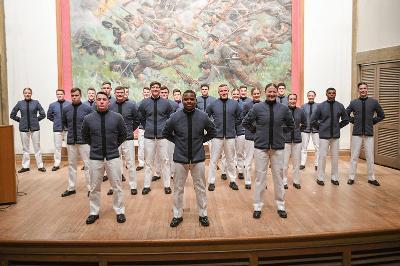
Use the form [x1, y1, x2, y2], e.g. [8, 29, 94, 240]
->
[69, 0, 293, 99]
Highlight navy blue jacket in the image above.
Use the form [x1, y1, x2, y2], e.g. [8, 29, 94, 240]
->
[163, 109, 217, 164]
[301, 102, 319, 133]
[62, 102, 93, 144]
[311, 100, 349, 139]
[346, 97, 384, 136]
[284, 107, 307, 143]
[110, 100, 140, 140]
[84, 100, 95, 107]
[242, 100, 260, 141]
[206, 98, 242, 139]
[238, 97, 252, 109]
[196, 95, 216, 112]
[242, 100, 294, 150]
[82, 110, 127, 161]
[138, 96, 174, 139]
[277, 95, 288, 105]
[10, 99, 46, 132]
[47, 100, 71, 132]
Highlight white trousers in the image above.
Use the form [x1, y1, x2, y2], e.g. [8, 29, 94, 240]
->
[317, 138, 339, 181]
[120, 140, 137, 189]
[348, 136, 375, 181]
[173, 162, 207, 218]
[243, 139, 255, 185]
[144, 138, 171, 188]
[20, 131, 43, 168]
[253, 148, 285, 211]
[67, 144, 90, 191]
[235, 135, 245, 173]
[208, 138, 236, 184]
[168, 141, 175, 176]
[300, 132, 319, 166]
[53, 131, 66, 167]
[137, 129, 145, 167]
[89, 158, 125, 215]
[283, 143, 302, 185]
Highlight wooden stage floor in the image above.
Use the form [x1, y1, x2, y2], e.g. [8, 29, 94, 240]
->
[1, 156, 400, 265]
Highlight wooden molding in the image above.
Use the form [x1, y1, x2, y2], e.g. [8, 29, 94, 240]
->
[351, 0, 359, 101]
[356, 45, 400, 65]
[0, 0, 9, 125]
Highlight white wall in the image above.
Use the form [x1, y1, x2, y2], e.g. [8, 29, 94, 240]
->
[357, 0, 400, 52]
[304, 0, 353, 149]
[5, 0, 58, 154]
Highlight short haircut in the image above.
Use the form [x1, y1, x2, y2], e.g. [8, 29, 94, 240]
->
[218, 84, 228, 91]
[102, 81, 111, 86]
[71, 87, 82, 95]
[114, 86, 125, 92]
[200, 84, 209, 89]
[239, 85, 247, 90]
[149, 81, 161, 88]
[231, 88, 240, 94]
[288, 93, 297, 99]
[143, 86, 150, 91]
[160, 85, 169, 92]
[357, 82, 368, 88]
[56, 89, 65, 94]
[173, 89, 181, 94]
[307, 90, 316, 95]
[183, 89, 196, 98]
[265, 83, 277, 91]
[251, 87, 260, 94]
[87, 87, 96, 92]
[23, 87, 32, 93]
[277, 82, 286, 88]
[96, 91, 108, 98]
[326, 87, 336, 93]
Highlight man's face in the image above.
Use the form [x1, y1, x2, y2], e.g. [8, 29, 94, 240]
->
[151, 84, 161, 98]
[358, 84, 368, 98]
[23, 89, 32, 100]
[277, 86, 285, 96]
[173, 91, 181, 101]
[218, 86, 229, 99]
[101, 84, 112, 96]
[239, 87, 247, 98]
[56, 91, 65, 101]
[71, 91, 82, 104]
[143, 89, 151, 98]
[288, 95, 297, 108]
[183, 92, 196, 111]
[96, 93, 109, 112]
[160, 89, 169, 99]
[326, 89, 336, 101]
[124, 88, 129, 99]
[265, 86, 277, 101]
[200, 86, 209, 97]
[231, 90, 240, 101]
[115, 89, 125, 102]
[252, 89, 261, 102]
[87, 90, 96, 101]
[307, 92, 316, 102]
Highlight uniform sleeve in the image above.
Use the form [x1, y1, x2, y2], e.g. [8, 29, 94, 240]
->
[37, 102, 46, 121]
[234, 103, 243, 127]
[373, 101, 385, 125]
[131, 102, 140, 131]
[138, 101, 147, 128]
[283, 108, 294, 131]
[81, 117, 91, 145]
[162, 116, 175, 143]
[10, 102, 21, 122]
[203, 117, 217, 143]
[300, 109, 307, 131]
[310, 105, 321, 130]
[62, 108, 68, 129]
[339, 104, 350, 128]
[242, 108, 256, 133]
[205, 103, 213, 117]
[346, 102, 355, 124]
[47, 104, 54, 122]
[117, 116, 127, 146]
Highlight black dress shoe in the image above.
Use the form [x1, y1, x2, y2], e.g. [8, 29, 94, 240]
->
[315, 166, 318, 171]
[122, 174, 126, 182]
[221, 174, 227, 180]
[238, 173, 244, 179]
[293, 183, 301, 189]
[142, 187, 151, 195]
[277, 210, 287, 218]
[116, 214, 126, 223]
[208, 183, 215, 191]
[253, 211, 261, 219]
[229, 181, 239, 190]
[368, 179, 380, 186]
[245, 184, 251, 190]
[299, 165, 305, 170]
[136, 166, 144, 171]
[18, 167, 30, 173]
[199, 216, 209, 227]
[81, 166, 85, 170]
[87, 191, 90, 197]
[284, 184, 288, 189]
[107, 188, 114, 195]
[86, 214, 99, 224]
[164, 187, 172, 194]
[152, 175, 161, 182]
[103, 175, 108, 182]
[131, 189, 137, 195]
[331, 179, 339, 186]
[51, 166, 60, 171]
[61, 190, 76, 197]
[347, 179, 354, 185]
[170, 217, 183, 227]
[316, 180, 325, 186]
[38, 167, 46, 172]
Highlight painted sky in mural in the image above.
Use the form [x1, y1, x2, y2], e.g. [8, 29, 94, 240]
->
[70, 0, 292, 99]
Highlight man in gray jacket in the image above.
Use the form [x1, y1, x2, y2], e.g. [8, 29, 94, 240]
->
[47, 89, 71, 171]
[277, 82, 288, 105]
[346, 82, 384, 186]
[163, 90, 217, 227]
[10, 87, 46, 173]
[136, 87, 151, 171]
[206, 84, 242, 191]
[242, 83, 294, 219]
[82, 91, 127, 224]
[61, 88, 93, 197]
[311, 88, 349, 186]
[196, 84, 216, 112]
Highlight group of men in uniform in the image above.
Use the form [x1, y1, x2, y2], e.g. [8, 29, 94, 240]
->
[10, 81, 384, 226]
